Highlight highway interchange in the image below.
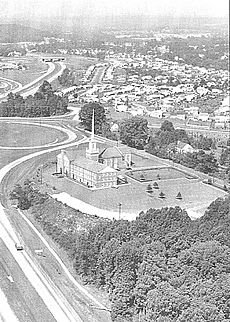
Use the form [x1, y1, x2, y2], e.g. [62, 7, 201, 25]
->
[0, 59, 228, 322]
[0, 63, 111, 322]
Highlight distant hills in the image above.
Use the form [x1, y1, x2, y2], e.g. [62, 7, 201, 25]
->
[0, 24, 46, 43]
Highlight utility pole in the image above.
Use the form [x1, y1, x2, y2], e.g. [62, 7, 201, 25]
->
[118, 203, 122, 220]
[40, 165, 43, 184]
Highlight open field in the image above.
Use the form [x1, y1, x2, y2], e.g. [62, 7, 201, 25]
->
[0, 57, 48, 86]
[0, 122, 68, 147]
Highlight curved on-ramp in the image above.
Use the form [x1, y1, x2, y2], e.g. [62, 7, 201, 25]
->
[0, 124, 108, 321]
[0, 124, 82, 322]
[0, 60, 66, 100]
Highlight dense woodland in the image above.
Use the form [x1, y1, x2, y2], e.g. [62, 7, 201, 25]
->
[10, 180, 230, 322]
[0, 81, 68, 117]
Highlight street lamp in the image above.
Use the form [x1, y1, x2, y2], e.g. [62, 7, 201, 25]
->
[118, 203, 122, 220]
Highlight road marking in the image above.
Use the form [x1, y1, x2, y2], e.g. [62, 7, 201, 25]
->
[17, 208, 109, 311]
[0, 215, 82, 322]
[0, 287, 19, 322]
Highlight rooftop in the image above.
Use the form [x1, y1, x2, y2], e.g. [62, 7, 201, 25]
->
[72, 157, 116, 173]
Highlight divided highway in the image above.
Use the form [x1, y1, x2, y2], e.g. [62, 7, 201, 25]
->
[0, 121, 111, 322]
[0, 60, 66, 100]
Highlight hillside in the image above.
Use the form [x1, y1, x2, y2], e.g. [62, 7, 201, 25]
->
[0, 24, 46, 43]
[10, 180, 230, 322]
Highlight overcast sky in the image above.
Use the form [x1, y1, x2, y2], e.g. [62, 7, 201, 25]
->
[0, 0, 228, 19]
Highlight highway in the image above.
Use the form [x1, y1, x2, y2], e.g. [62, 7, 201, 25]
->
[0, 60, 66, 101]
[0, 118, 111, 322]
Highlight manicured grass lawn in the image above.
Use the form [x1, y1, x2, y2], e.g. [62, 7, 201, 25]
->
[0, 57, 48, 85]
[42, 144, 227, 219]
[0, 122, 68, 147]
[127, 167, 196, 182]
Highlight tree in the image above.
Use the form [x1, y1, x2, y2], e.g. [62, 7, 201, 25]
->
[119, 117, 148, 149]
[160, 120, 175, 132]
[58, 68, 75, 86]
[0, 81, 68, 117]
[195, 151, 219, 174]
[179, 241, 230, 279]
[135, 242, 167, 312]
[146, 184, 153, 194]
[176, 192, 182, 200]
[79, 102, 106, 134]
[153, 182, 159, 189]
[159, 192, 165, 199]
[145, 282, 190, 321]
[219, 148, 230, 166]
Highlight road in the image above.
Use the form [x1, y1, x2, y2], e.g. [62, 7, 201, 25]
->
[0, 120, 111, 322]
[0, 60, 65, 101]
[0, 59, 110, 321]
[17, 62, 66, 98]
[91, 65, 107, 84]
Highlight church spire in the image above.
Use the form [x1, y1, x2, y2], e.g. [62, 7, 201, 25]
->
[86, 107, 99, 161]
[91, 108, 95, 138]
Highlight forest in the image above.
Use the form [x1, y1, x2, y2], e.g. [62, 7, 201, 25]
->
[10, 180, 230, 322]
[0, 81, 68, 117]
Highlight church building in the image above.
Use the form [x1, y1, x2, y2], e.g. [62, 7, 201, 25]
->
[57, 109, 132, 189]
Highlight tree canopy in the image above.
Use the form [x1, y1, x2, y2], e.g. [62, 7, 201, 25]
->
[71, 196, 230, 321]
[79, 102, 107, 134]
[11, 179, 230, 322]
[0, 81, 68, 117]
[58, 68, 75, 87]
[119, 116, 149, 149]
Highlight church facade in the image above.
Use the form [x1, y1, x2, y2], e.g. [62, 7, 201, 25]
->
[57, 109, 131, 189]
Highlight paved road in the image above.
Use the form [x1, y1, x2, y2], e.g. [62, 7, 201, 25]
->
[0, 61, 65, 101]
[18, 62, 66, 98]
[0, 121, 111, 322]
[91, 66, 107, 84]
[0, 123, 82, 321]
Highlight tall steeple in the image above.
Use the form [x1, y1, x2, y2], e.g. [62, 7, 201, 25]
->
[86, 108, 100, 161]
[92, 107, 95, 139]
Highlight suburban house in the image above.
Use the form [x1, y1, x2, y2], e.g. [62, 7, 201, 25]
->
[176, 141, 195, 154]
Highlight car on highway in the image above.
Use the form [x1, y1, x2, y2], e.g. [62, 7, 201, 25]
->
[15, 243, 24, 251]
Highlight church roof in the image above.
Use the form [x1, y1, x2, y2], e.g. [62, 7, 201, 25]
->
[72, 157, 116, 173]
[99, 147, 123, 159]
[117, 146, 132, 155]
[99, 146, 132, 159]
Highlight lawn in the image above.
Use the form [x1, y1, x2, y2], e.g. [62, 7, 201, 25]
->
[0, 57, 48, 85]
[127, 167, 197, 182]
[41, 144, 227, 219]
[0, 122, 68, 147]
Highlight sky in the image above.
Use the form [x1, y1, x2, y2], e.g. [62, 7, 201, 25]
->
[0, 0, 228, 19]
